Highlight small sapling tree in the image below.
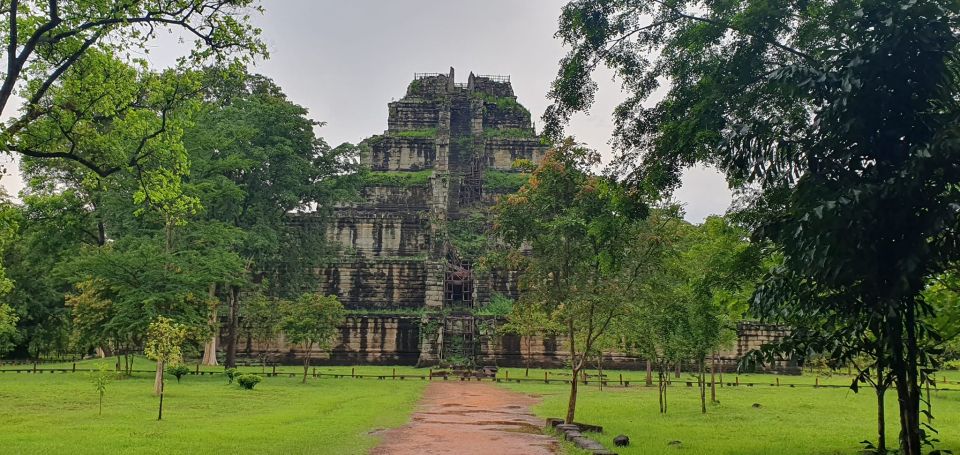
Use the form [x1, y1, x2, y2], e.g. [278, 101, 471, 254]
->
[90, 363, 115, 416]
[502, 302, 557, 377]
[278, 293, 346, 383]
[145, 316, 187, 420]
[239, 292, 281, 372]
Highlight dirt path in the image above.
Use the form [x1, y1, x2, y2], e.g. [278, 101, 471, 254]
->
[371, 380, 559, 455]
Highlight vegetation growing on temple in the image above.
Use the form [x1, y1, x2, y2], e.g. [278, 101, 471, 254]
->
[474, 92, 531, 116]
[359, 170, 433, 187]
[394, 128, 438, 139]
[483, 171, 529, 193]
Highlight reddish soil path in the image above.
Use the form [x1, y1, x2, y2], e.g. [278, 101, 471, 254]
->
[371, 381, 559, 455]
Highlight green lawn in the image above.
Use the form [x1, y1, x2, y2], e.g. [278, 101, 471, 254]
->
[499, 378, 960, 455]
[0, 368, 426, 454]
[4, 358, 960, 454]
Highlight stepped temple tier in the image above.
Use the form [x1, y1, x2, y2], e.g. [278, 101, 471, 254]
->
[263, 69, 795, 372]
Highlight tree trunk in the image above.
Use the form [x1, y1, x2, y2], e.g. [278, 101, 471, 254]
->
[525, 338, 532, 377]
[566, 368, 579, 424]
[645, 359, 653, 386]
[302, 342, 313, 384]
[97, 220, 106, 246]
[658, 365, 667, 414]
[699, 358, 707, 414]
[153, 359, 164, 396]
[565, 321, 578, 424]
[890, 302, 921, 455]
[877, 386, 887, 454]
[225, 286, 240, 369]
[675, 362, 681, 378]
[202, 284, 219, 366]
[710, 351, 717, 403]
[597, 354, 604, 391]
[157, 370, 165, 421]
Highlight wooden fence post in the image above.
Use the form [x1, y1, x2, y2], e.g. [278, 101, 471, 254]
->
[735, 376, 739, 386]
[619, 373, 623, 386]
[776, 377, 780, 387]
[544, 371, 548, 384]
[352, 367, 355, 378]
[392, 368, 396, 379]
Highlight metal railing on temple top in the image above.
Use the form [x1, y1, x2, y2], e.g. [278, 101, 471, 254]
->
[413, 73, 444, 80]
[477, 74, 510, 83]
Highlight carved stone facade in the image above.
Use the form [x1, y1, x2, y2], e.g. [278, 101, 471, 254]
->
[306, 68, 546, 366]
[251, 318, 796, 374]
[250, 69, 796, 372]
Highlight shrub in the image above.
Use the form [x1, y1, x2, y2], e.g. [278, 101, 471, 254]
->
[237, 374, 263, 390]
[360, 170, 433, 187]
[475, 293, 514, 317]
[484, 171, 529, 193]
[394, 128, 437, 138]
[224, 368, 240, 384]
[166, 364, 191, 383]
[448, 212, 488, 259]
[483, 127, 533, 139]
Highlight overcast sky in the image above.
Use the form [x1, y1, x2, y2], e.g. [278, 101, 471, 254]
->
[1, 0, 732, 222]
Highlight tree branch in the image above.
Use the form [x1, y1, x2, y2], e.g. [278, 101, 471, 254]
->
[0, 0, 63, 112]
[650, 0, 815, 63]
[13, 147, 118, 177]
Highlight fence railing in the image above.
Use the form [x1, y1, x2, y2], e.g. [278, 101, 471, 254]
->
[477, 74, 510, 83]
[3, 364, 958, 391]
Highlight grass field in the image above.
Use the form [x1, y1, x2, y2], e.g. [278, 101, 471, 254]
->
[4, 357, 960, 454]
[0, 365, 425, 454]
[499, 378, 960, 455]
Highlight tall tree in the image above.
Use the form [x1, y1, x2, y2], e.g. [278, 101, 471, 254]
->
[0, 0, 264, 175]
[495, 139, 647, 423]
[547, 1, 960, 452]
[682, 216, 763, 411]
[183, 70, 359, 368]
